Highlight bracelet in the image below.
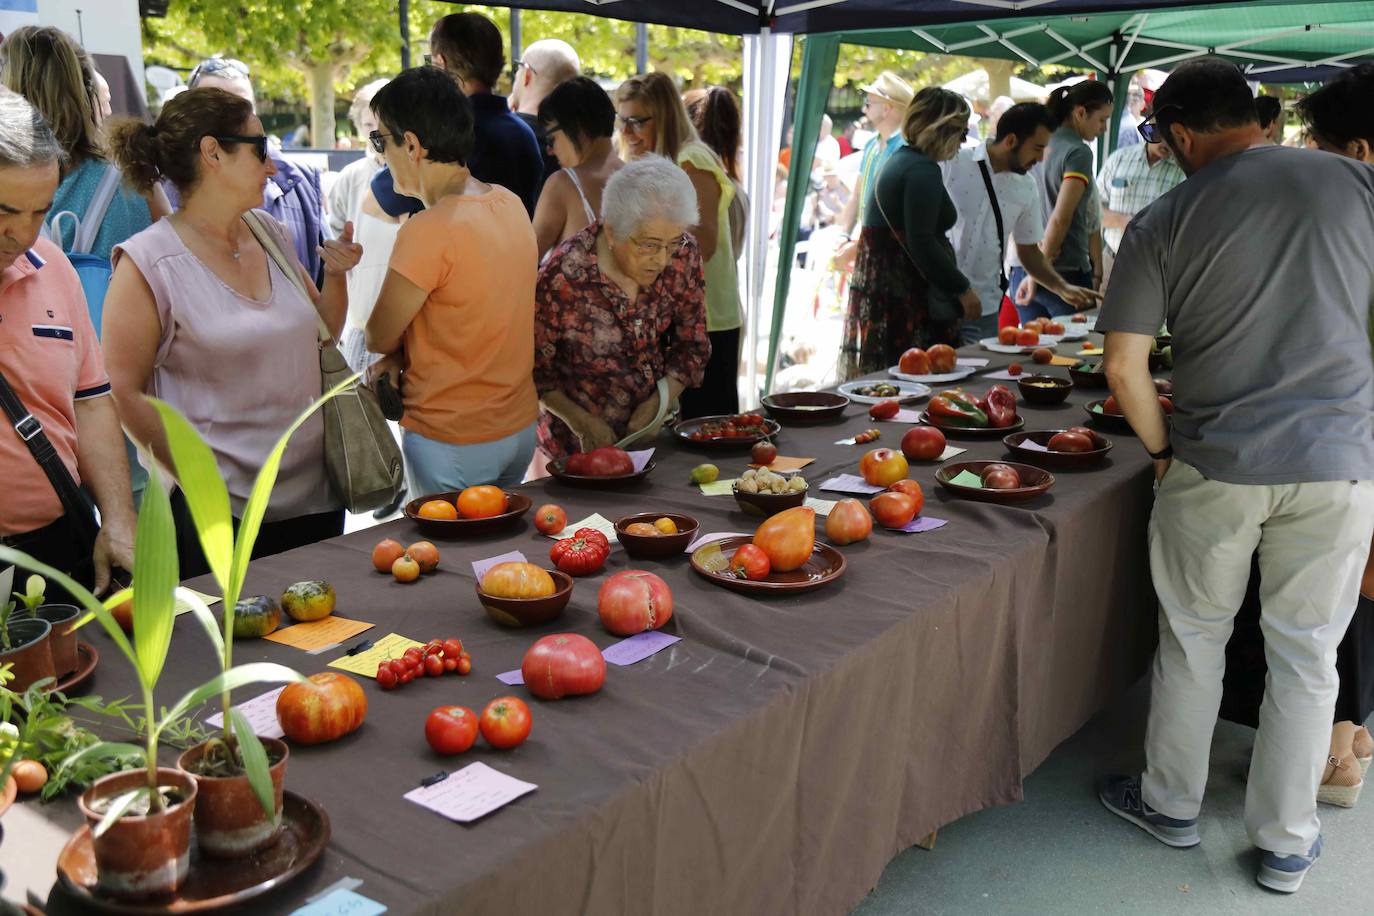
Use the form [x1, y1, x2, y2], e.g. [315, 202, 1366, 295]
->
[1148, 444, 1173, 461]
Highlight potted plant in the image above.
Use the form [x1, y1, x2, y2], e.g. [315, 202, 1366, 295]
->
[0, 567, 54, 692]
[30, 575, 84, 678]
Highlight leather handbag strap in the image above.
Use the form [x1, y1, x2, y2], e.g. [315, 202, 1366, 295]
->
[977, 157, 1009, 293]
[241, 210, 333, 345]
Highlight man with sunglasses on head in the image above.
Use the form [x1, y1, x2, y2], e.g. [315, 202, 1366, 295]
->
[183, 57, 328, 285]
[370, 12, 543, 221]
[1095, 57, 1374, 895]
[507, 38, 580, 185]
[833, 71, 913, 270]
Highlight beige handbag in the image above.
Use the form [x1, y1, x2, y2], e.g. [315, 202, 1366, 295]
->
[242, 211, 404, 513]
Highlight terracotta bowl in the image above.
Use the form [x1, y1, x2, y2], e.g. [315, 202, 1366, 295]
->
[405, 491, 531, 538]
[475, 569, 573, 627]
[761, 391, 850, 425]
[1016, 375, 1073, 406]
[614, 513, 699, 559]
[1084, 400, 1138, 434]
[1068, 361, 1110, 390]
[1003, 430, 1113, 469]
[936, 460, 1055, 504]
[732, 484, 807, 517]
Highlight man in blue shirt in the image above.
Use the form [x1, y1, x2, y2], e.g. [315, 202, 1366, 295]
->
[833, 70, 912, 270]
[371, 12, 543, 219]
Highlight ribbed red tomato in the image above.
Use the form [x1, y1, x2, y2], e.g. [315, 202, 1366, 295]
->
[549, 529, 610, 576]
[521, 633, 606, 700]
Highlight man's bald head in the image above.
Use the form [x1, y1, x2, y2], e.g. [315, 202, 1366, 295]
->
[509, 39, 580, 115]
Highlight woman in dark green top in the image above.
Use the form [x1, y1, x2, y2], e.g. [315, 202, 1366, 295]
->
[840, 87, 978, 380]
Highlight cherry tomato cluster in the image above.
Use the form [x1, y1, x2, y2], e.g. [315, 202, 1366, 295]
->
[688, 413, 769, 441]
[376, 638, 472, 690]
[853, 429, 881, 444]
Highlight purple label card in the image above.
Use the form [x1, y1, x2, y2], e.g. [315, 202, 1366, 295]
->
[685, 531, 750, 553]
[206, 687, 286, 739]
[956, 357, 990, 367]
[403, 762, 537, 823]
[820, 474, 886, 495]
[602, 631, 681, 666]
[471, 550, 527, 582]
[495, 668, 525, 686]
[1016, 438, 1050, 452]
[899, 516, 949, 534]
[628, 448, 655, 473]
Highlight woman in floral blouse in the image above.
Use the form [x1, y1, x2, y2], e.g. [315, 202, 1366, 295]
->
[535, 155, 710, 460]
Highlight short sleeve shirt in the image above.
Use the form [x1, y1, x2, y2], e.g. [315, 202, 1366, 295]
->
[1095, 144, 1184, 254]
[1097, 145, 1374, 485]
[1039, 126, 1097, 273]
[0, 240, 109, 536]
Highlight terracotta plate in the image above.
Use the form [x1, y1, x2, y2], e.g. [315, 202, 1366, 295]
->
[689, 536, 845, 594]
[917, 411, 1024, 439]
[936, 460, 1055, 504]
[673, 415, 781, 449]
[56, 791, 330, 913]
[547, 459, 656, 487]
[49, 641, 98, 694]
[404, 491, 531, 538]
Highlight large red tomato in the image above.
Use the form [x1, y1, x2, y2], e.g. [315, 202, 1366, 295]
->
[901, 426, 946, 461]
[898, 348, 930, 375]
[825, 498, 872, 545]
[549, 529, 610, 576]
[927, 344, 957, 373]
[887, 479, 925, 516]
[425, 706, 478, 755]
[1047, 431, 1095, 453]
[752, 506, 816, 572]
[276, 672, 367, 745]
[870, 491, 917, 528]
[1102, 396, 1122, 416]
[479, 696, 532, 750]
[521, 633, 606, 700]
[598, 571, 674, 636]
[583, 447, 634, 476]
[481, 562, 557, 599]
[859, 448, 909, 487]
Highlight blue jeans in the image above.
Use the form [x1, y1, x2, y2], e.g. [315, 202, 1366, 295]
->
[960, 312, 1001, 347]
[402, 422, 537, 495]
[1010, 266, 1093, 322]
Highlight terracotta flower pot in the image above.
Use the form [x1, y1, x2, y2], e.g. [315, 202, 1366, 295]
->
[0, 617, 54, 691]
[177, 737, 288, 858]
[37, 604, 80, 677]
[77, 767, 197, 899]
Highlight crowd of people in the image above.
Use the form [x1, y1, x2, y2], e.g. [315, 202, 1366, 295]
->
[1, 9, 1373, 896]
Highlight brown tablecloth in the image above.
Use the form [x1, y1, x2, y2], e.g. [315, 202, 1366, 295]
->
[32, 334, 1159, 915]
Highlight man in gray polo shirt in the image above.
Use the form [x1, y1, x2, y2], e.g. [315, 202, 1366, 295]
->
[1095, 58, 1374, 895]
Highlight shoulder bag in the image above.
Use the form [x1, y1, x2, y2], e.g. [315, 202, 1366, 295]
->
[873, 154, 963, 323]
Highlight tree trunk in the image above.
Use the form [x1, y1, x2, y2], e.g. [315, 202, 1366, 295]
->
[308, 63, 335, 149]
[982, 59, 1016, 102]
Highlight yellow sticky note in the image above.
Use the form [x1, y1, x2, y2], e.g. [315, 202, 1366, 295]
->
[698, 478, 739, 496]
[328, 632, 425, 678]
[749, 456, 814, 473]
[1049, 355, 1080, 366]
[547, 512, 618, 541]
[264, 615, 374, 652]
[1077, 347, 1104, 357]
[174, 589, 221, 617]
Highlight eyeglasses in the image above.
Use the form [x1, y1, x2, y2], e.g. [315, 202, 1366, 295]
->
[514, 57, 537, 77]
[629, 234, 687, 257]
[189, 57, 249, 87]
[1138, 105, 1184, 144]
[368, 130, 395, 154]
[616, 114, 654, 134]
[214, 135, 268, 162]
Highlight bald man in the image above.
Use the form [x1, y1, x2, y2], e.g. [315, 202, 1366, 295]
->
[509, 38, 580, 183]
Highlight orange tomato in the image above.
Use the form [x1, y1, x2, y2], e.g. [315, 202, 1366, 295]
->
[859, 448, 909, 487]
[276, 672, 367, 745]
[418, 499, 458, 521]
[752, 506, 816, 573]
[457, 486, 507, 519]
[372, 538, 405, 573]
[481, 562, 556, 599]
[653, 517, 679, 535]
[625, 522, 660, 537]
[407, 541, 440, 573]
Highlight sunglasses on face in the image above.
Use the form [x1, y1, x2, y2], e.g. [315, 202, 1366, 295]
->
[368, 130, 395, 154]
[616, 114, 653, 133]
[190, 57, 249, 85]
[214, 135, 268, 162]
[1138, 104, 1184, 144]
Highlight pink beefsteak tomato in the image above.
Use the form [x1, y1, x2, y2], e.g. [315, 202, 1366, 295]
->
[598, 571, 674, 636]
[521, 633, 607, 700]
[825, 498, 872, 545]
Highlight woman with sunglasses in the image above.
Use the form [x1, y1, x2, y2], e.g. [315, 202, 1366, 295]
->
[532, 76, 623, 259]
[615, 72, 739, 419]
[101, 87, 362, 576]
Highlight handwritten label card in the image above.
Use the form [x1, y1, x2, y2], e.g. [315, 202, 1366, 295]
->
[628, 448, 655, 473]
[264, 616, 374, 653]
[899, 516, 949, 534]
[174, 588, 221, 617]
[982, 369, 1023, 381]
[698, 478, 739, 497]
[602, 631, 680, 666]
[804, 497, 838, 517]
[948, 470, 984, 488]
[956, 357, 990, 367]
[937, 445, 968, 461]
[472, 551, 527, 582]
[328, 633, 425, 678]
[685, 531, 750, 553]
[206, 686, 285, 739]
[820, 474, 885, 495]
[403, 762, 537, 823]
[546, 513, 618, 543]
[884, 409, 924, 424]
[291, 889, 387, 916]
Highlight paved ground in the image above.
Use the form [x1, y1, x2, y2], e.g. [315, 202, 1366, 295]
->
[853, 677, 1372, 915]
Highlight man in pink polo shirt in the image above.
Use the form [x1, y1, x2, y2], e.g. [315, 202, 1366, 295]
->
[0, 88, 134, 594]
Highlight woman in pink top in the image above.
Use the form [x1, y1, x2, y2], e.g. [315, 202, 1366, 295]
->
[101, 88, 362, 577]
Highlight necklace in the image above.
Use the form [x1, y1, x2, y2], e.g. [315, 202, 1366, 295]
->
[181, 216, 240, 260]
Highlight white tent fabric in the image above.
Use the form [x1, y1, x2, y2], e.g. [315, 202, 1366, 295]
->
[942, 68, 1048, 101]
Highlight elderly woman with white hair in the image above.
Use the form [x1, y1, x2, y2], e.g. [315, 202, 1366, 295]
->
[534, 154, 711, 460]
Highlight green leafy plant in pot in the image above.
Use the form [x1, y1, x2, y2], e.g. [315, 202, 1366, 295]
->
[0, 567, 55, 692]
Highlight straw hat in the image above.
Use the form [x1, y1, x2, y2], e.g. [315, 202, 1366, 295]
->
[860, 71, 914, 107]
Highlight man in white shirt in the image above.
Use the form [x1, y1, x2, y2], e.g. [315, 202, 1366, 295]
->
[942, 103, 1100, 343]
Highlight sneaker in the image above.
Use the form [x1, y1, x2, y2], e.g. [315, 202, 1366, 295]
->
[1098, 775, 1201, 848]
[1257, 835, 1322, 893]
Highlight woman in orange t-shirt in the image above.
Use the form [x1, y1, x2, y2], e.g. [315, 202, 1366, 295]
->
[364, 67, 540, 493]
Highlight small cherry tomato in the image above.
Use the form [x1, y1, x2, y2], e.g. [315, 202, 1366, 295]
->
[424, 654, 444, 677]
[398, 668, 415, 685]
[456, 656, 472, 676]
[376, 664, 398, 690]
[443, 656, 459, 673]
[443, 638, 464, 658]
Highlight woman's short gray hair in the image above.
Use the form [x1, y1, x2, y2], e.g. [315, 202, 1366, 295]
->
[0, 86, 63, 168]
[349, 78, 389, 127]
[602, 154, 698, 239]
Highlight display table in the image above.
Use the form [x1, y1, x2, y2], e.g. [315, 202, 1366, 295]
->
[13, 335, 1160, 915]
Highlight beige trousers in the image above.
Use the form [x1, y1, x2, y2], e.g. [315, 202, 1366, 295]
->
[1141, 460, 1374, 854]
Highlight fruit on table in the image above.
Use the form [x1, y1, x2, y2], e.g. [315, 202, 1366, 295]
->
[1158, 395, 1175, 415]
[1007, 363, 1024, 376]
[232, 595, 281, 638]
[480, 697, 532, 750]
[276, 672, 367, 745]
[1016, 328, 1040, 346]
[457, 485, 507, 519]
[928, 389, 988, 428]
[870, 491, 917, 528]
[980, 464, 1023, 490]
[868, 399, 900, 421]
[653, 517, 678, 535]
[425, 706, 479, 755]
[752, 506, 816, 573]
[887, 479, 925, 516]
[482, 562, 557, 598]
[566, 445, 636, 475]
[418, 499, 458, 521]
[730, 543, 772, 580]
[927, 344, 957, 373]
[12, 759, 47, 794]
[1047, 431, 1096, 453]
[522, 633, 606, 700]
[851, 383, 900, 399]
[1162, 345, 1173, 369]
[111, 596, 134, 634]
[625, 522, 660, 537]
[550, 528, 610, 575]
[901, 425, 946, 461]
[751, 440, 778, 465]
[686, 414, 770, 442]
[978, 384, 1019, 429]
[281, 580, 335, 622]
[377, 637, 471, 690]
[736, 466, 807, 495]
[1154, 379, 1173, 396]
[825, 498, 873, 545]
[1102, 395, 1122, 416]
[898, 347, 931, 375]
[853, 429, 881, 444]
[689, 463, 720, 485]
[998, 326, 1019, 345]
[534, 504, 567, 536]
[1045, 321, 1066, 335]
[372, 538, 405, 573]
[598, 570, 674, 635]
[408, 540, 440, 573]
[859, 447, 908, 487]
[392, 554, 421, 583]
[1032, 348, 1053, 365]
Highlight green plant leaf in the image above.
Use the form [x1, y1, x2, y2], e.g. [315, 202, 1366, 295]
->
[226, 372, 361, 606]
[56, 741, 147, 778]
[92, 787, 148, 838]
[131, 466, 179, 691]
[175, 587, 224, 659]
[151, 399, 234, 592]
[158, 663, 304, 735]
[71, 587, 134, 633]
[0, 547, 138, 668]
[228, 708, 275, 817]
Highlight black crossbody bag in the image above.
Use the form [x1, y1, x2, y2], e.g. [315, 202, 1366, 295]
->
[977, 157, 1010, 296]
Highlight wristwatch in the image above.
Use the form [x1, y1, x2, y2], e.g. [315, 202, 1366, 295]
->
[1148, 444, 1173, 461]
